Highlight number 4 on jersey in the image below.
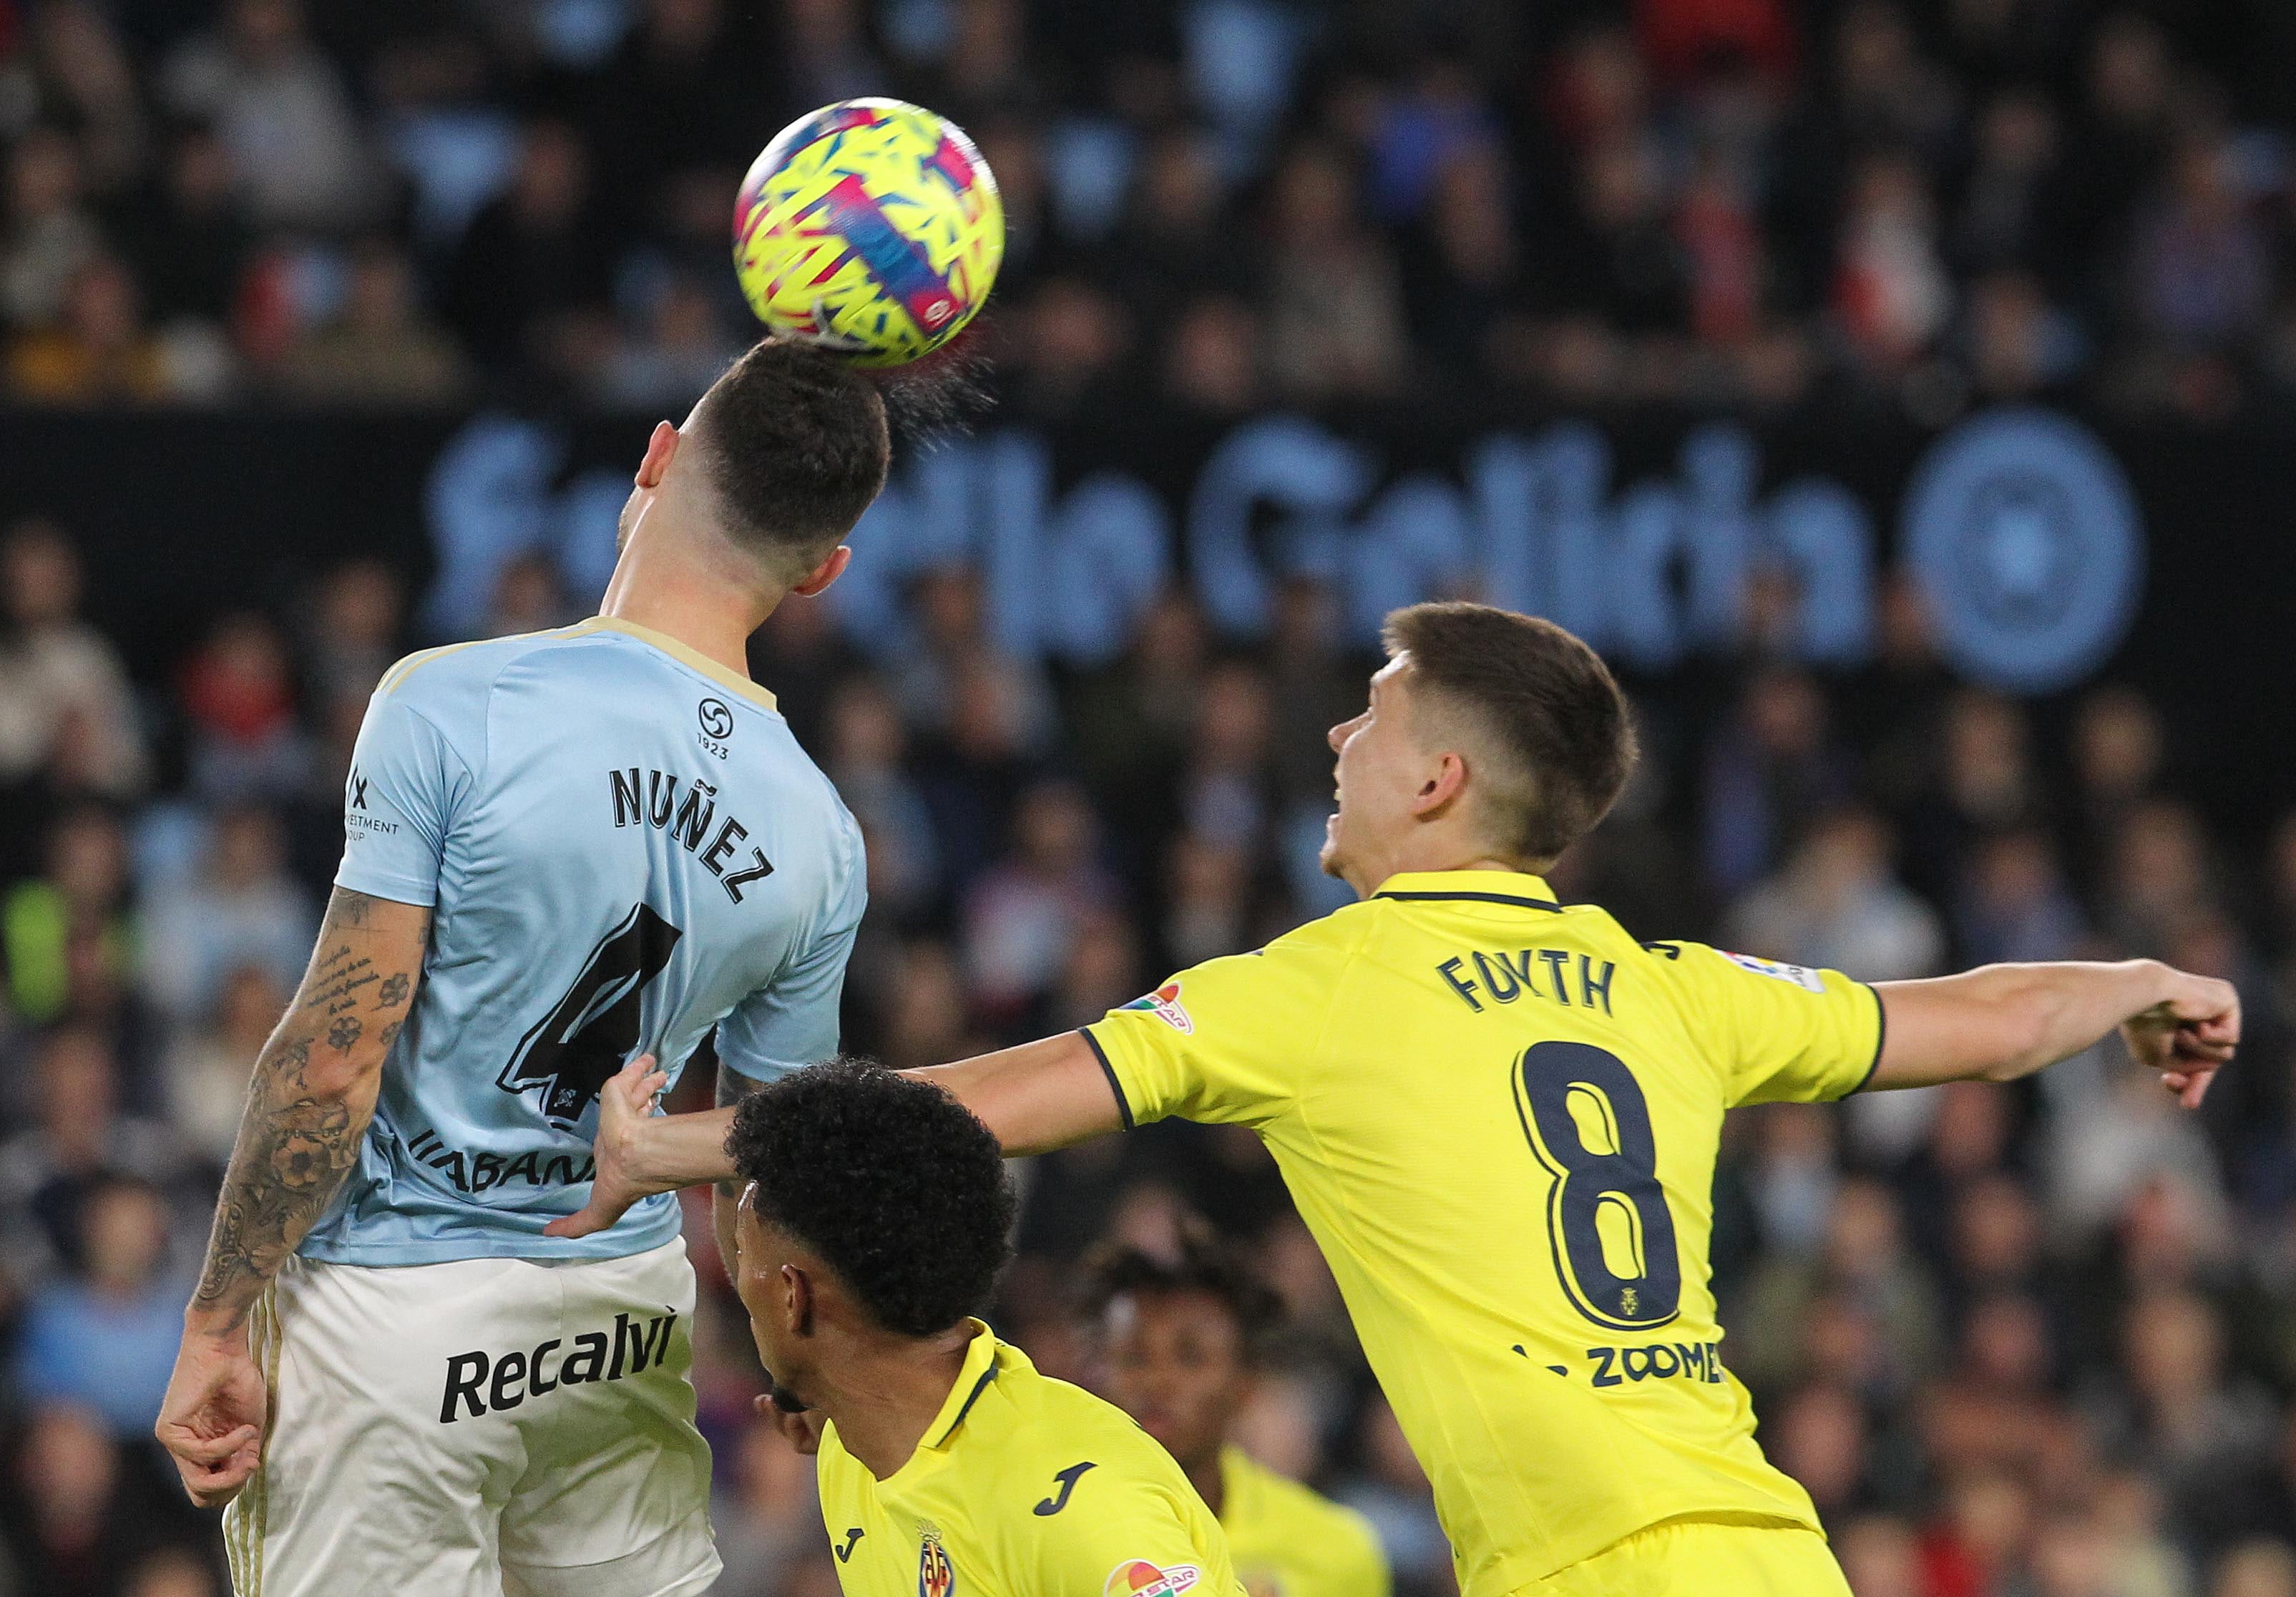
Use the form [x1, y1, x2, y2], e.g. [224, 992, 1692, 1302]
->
[1513, 1041, 1683, 1331]
[498, 903, 683, 1125]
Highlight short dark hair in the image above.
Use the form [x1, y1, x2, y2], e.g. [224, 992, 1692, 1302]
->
[1382, 602, 1638, 864]
[1078, 1229, 1282, 1362]
[726, 1057, 1015, 1337]
[690, 338, 891, 576]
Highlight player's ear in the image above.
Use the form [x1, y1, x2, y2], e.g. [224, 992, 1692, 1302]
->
[1411, 751, 1469, 818]
[781, 1261, 816, 1337]
[634, 421, 679, 489]
[789, 544, 852, 599]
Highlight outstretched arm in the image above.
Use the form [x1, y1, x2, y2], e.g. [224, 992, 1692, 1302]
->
[547, 1033, 1124, 1240]
[913, 1033, 1127, 1154]
[1870, 958, 2239, 1103]
[156, 887, 431, 1505]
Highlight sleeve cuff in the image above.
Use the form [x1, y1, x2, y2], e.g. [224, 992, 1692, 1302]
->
[331, 866, 439, 909]
[1841, 982, 1887, 1097]
[718, 1053, 809, 1084]
[1078, 1027, 1134, 1130]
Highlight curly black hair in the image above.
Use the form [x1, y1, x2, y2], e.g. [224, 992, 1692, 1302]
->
[726, 1057, 1016, 1338]
[1077, 1224, 1284, 1362]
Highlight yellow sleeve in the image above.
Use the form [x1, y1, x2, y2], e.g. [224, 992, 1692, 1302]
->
[1335, 1509, 1392, 1597]
[1081, 920, 1355, 1130]
[1026, 1465, 1240, 1597]
[1666, 942, 1885, 1106]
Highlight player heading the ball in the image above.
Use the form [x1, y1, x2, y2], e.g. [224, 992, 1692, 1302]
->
[156, 338, 896, 1597]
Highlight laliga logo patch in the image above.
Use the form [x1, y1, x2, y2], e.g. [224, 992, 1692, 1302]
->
[1721, 952, 1826, 993]
[1120, 982, 1193, 1034]
[1105, 1561, 1202, 1597]
[918, 1530, 955, 1597]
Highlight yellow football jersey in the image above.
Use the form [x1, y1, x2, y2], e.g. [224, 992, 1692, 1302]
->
[1083, 871, 1883, 1596]
[816, 1321, 1245, 1597]
[1218, 1446, 1389, 1597]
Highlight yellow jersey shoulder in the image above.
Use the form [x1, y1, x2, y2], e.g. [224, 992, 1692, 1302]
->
[1219, 1448, 1389, 1597]
[817, 1332, 1242, 1597]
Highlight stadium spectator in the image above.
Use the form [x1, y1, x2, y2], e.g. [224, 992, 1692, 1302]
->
[0, 4, 145, 197]
[0, 518, 146, 800]
[14, 1176, 187, 1438]
[439, 115, 613, 381]
[1260, 142, 1408, 401]
[1701, 667, 1852, 896]
[159, 962, 283, 1167]
[1726, 806, 1946, 983]
[1, 123, 102, 329]
[137, 802, 313, 1021]
[173, 611, 307, 800]
[962, 778, 1114, 1019]
[1, 1405, 160, 1591]
[115, 122, 253, 337]
[593, 269, 743, 411]
[824, 674, 940, 923]
[0, 1024, 187, 1269]
[159, 0, 373, 235]
[298, 557, 404, 708]
[273, 236, 469, 404]
[1, 803, 132, 1021]
[708, 1417, 824, 1597]
[2131, 131, 2270, 354]
[6, 251, 172, 402]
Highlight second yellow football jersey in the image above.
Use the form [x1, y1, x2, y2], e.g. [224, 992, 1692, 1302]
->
[816, 1322, 1244, 1597]
[1083, 871, 1883, 1596]
[1217, 1446, 1389, 1597]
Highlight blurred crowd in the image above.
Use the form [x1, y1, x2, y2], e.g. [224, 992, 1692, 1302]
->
[1, 0, 2295, 419]
[0, 499, 2290, 1597]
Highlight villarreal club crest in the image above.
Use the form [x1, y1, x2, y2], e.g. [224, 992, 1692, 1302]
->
[917, 1528, 956, 1597]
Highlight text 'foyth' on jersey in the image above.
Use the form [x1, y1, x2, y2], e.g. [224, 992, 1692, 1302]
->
[303, 617, 866, 1267]
[1084, 871, 1883, 1597]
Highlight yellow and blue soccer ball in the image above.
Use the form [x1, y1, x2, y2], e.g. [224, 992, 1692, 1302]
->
[733, 99, 1003, 368]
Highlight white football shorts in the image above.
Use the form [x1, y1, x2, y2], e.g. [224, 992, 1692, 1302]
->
[222, 1236, 720, 1597]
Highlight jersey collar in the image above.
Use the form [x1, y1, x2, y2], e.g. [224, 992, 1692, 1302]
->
[917, 1318, 1002, 1453]
[1369, 870, 1565, 911]
[575, 616, 780, 712]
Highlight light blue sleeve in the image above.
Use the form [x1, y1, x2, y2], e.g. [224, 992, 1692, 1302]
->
[716, 831, 866, 1082]
[334, 683, 478, 908]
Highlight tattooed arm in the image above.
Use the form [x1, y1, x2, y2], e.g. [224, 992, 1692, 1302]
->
[157, 886, 430, 1505]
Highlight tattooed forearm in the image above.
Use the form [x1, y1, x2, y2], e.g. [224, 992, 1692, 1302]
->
[710, 1063, 756, 1277]
[303, 949, 378, 1017]
[714, 1063, 754, 1198]
[187, 888, 431, 1334]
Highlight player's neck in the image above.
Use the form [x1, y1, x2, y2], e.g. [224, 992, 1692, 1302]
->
[812, 1322, 979, 1480]
[1183, 1448, 1225, 1518]
[599, 522, 781, 683]
[1343, 836, 1542, 897]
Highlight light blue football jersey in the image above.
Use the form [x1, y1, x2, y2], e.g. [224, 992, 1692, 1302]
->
[299, 617, 866, 1266]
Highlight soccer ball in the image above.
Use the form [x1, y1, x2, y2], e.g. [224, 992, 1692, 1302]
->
[733, 99, 1003, 368]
